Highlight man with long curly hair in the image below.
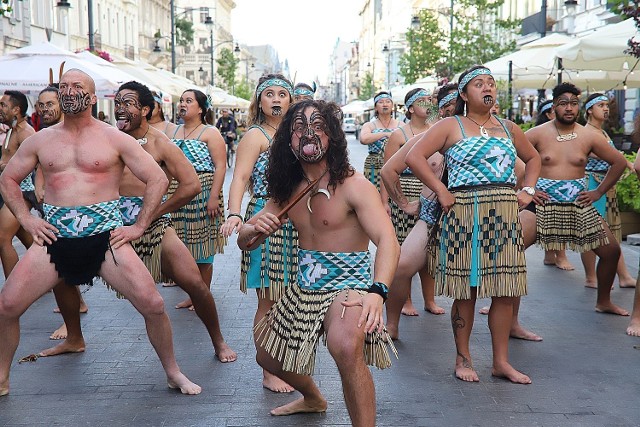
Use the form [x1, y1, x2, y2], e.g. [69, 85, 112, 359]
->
[238, 100, 399, 425]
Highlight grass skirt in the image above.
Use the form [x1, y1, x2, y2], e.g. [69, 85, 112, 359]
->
[536, 202, 609, 252]
[586, 171, 622, 242]
[364, 152, 384, 191]
[254, 283, 398, 376]
[389, 174, 421, 245]
[169, 172, 226, 262]
[130, 217, 170, 284]
[434, 186, 527, 299]
[240, 196, 298, 301]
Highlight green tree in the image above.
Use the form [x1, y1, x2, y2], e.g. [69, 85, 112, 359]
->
[175, 17, 194, 47]
[235, 79, 253, 101]
[359, 71, 375, 100]
[0, 0, 14, 16]
[448, 0, 521, 77]
[216, 48, 239, 92]
[399, 9, 446, 84]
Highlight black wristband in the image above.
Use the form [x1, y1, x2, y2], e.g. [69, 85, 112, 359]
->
[227, 213, 243, 221]
[367, 282, 389, 302]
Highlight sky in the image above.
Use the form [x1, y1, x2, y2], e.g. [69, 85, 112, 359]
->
[231, 0, 362, 84]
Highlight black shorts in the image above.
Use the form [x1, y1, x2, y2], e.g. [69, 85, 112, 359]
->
[46, 231, 114, 286]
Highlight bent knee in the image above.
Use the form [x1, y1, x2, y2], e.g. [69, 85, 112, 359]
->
[327, 337, 362, 367]
[598, 242, 621, 261]
[0, 295, 24, 319]
[137, 293, 166, 316]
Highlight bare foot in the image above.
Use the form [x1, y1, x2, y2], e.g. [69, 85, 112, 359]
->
[401, 299, 419, 316]
[38, 340, 86, 357]
[263, 371, 295, 393]
[626, 320, 640, 336]
[510, 325, 543, 342]
[0, 379, 8, 397]
[554, 259, 575, 271]
[162, 282, 177, 287]
[492, 363, 531, 384]
[455, 355, 479, 382]
[270, 396, 327, 416]
[214, 342, 237, 363]
[175, 298, 193, 310]
[543, 253, 556, 266]
[478, 305, 490, 315]
[167, 372, 202, 395]
[49, 323, 68, 340]
[595, 302, 629, 316]
[53, 303, 88, 314]
[618, 276, 637, 288]
[584, 279, 597, 289]
[424, 302, 445, 315]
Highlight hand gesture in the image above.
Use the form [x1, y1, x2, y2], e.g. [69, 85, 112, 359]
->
[532, 189, 549, 206]
[401, 199, 420, 216]
[437, 190, 455, 214]
[253, 212, 284, 236]
[23, 216, 58, 246]
[207, 196, 221, 219]
[576, 189, 602, 207]
[109, 225, 145, 249]
[516, 191, 533, 210]
[341, 293, 385, 334]
[220, 215, 242, 237]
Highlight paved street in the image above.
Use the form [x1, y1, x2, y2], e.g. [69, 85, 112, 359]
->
[1, 134, 640, 427]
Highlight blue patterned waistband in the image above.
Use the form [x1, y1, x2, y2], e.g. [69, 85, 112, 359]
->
[537, 177, 586, 203]
[297, 249, 371, 291]
[119, 196, 170, 226]
[419, 195, 441, 225]
[43, 200, 123, 238]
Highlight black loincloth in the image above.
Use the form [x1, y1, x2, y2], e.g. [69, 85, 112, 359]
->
[46, 230, 114, 286]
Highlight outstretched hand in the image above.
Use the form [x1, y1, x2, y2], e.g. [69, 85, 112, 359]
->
[341, 293, 385, 334]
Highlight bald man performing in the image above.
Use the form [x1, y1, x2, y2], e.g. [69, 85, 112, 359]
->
[0, 69, 200, 396]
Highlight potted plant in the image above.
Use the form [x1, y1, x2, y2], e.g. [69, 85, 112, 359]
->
[616, 153, 640, 238]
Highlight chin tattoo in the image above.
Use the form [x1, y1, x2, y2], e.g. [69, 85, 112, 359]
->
[60, 91, 92, 115]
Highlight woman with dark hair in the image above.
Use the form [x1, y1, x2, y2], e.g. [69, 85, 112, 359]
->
[293, 82, 316, 102]
[220, 73, 297, 393]
[380, 87, 444, 318]
[148, 91, 177, 138]
[169, 89, 227, 308]
[580, 93, 636, 288]
[407, 65, 541, 384]
[535, 100, 555, 126]
[359, 91, 400, 190]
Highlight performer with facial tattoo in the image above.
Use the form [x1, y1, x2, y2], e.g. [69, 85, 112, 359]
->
[579, 94, 636, 289]
[359, 91, 400, 190]
[380, 88, 444, 319]
[220, 74, 298, 393]
[407, 65, 541, 384]
[0, 90, 37, 280]
[0, 69, 201, 396]
[168, 89, 227, 310]
[293, 82, 316, 102]
[381, 86, 460, 339]
[524, 83, 627, 316]
[39, 81, 236, 363]
[238, 100, 399, 425]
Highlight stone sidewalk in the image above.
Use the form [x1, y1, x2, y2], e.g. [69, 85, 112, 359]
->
[1, 135, 639, 426]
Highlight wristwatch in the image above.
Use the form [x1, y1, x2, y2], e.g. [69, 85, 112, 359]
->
[521, 186, 535, 196]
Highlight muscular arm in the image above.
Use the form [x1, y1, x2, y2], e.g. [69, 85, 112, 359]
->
[381, 132, 420, 210]
[589, 135, 626, 196]
[155, 138, 200, 218]
[118, 136, 169, 231]
[204, 127, 227, 216]
[406, 121, 451, 201]
[0, 134, 40, 223]
[236, 198, 281, 250]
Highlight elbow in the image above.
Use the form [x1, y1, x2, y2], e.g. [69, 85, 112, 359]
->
[188, 180, 202, 199]
[158, 175, 170, 193]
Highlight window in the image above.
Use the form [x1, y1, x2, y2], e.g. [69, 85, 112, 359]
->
[200, 7, 209, 24]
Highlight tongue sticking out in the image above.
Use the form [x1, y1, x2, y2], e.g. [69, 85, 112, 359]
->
[116, 119, 128, 130]
[302, 143, 318, 156]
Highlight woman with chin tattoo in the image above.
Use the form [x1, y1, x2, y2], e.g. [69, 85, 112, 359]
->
[168, 89, 227, 309]
[360, 91, 400, 191]
[220, 74, 299, 393]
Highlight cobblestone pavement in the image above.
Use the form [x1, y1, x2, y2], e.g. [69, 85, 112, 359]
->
[1, 135, 639, 426]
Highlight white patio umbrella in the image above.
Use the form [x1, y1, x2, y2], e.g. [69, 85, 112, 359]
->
[556, 18, 640, 72]
[76, 51, 161, 94]
[0, 41, 125, 98]
[341, 100, 367, 115]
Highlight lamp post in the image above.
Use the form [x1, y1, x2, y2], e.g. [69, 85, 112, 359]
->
[170, 0, 176, 74]
[56, 0, 94, 52]
[382, 44, 390, 90]
[205, 16, 215, 86]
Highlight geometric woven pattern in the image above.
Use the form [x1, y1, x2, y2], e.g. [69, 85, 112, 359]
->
[247, 125, 272, 198]
[172, 125, 215, 173]
[390, 174, 421, 244]
[19, 175, 35, 192]
[118, 196, 144, 226]
[43, 199, 123, 238]
[536, 177, 586, 203]
[419, 194, 442, 226]
[368, 129, 388, 155]
[297, 249, 371, 291]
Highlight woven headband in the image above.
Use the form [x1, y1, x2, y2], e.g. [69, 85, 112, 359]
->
[405, 89, 430, 108]
[294, 88, 314, 97]
[153, 93, 163, 104]
[374, 93, 392, 104]
[438, 91, 458, 109]
[256, 78, 293, 98]
[585, 95, 608, 111]
[458, 68, 492, 93]
[539, 102, 552, 114]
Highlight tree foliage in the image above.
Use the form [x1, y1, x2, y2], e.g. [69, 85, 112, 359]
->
[216, 48, 239, 92]
[235, 79, 253, 101]
[359, 71, 375, 100]
[399, 9, 446, 84]
[609, 0, 640, 58]
[449, 0, 520, 77]
[175, 17, 194, 47]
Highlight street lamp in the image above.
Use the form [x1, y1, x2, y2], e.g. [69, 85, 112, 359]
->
[57, 0, 94, 52]
[382, 44, 390, 89]
[205, 15, 215, 86]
